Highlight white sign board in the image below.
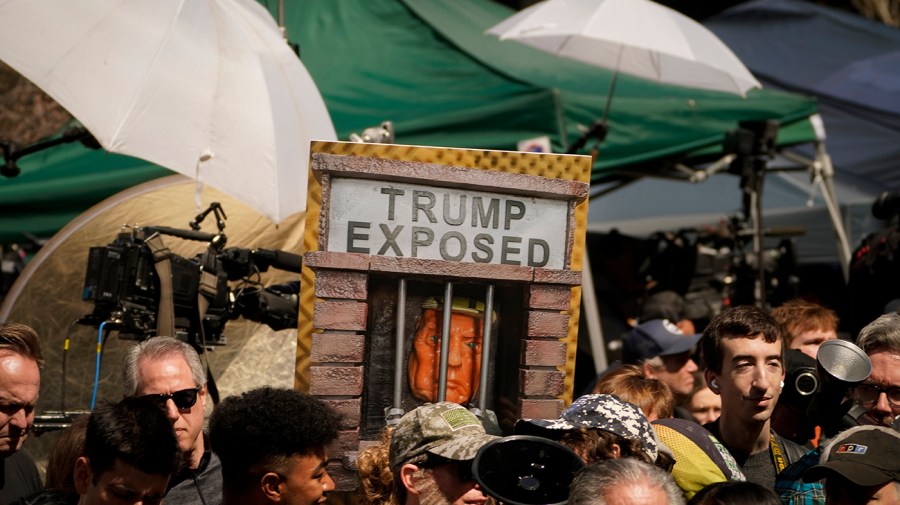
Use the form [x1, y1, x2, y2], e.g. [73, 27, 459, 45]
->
[327, 178, 569, 269]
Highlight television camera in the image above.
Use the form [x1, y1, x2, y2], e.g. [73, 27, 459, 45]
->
[780, 339, 873, 438]
[80, 202, 302, 348]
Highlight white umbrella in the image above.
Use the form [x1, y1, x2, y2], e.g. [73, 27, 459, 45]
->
[0, 0, 336, 224]
[488, 0, 761, 97]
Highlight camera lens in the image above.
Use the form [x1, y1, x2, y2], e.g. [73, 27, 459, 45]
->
[794, 371, 818, 396]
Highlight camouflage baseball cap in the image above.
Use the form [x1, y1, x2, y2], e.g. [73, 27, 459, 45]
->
[515, 394, 658, 461]
[389, 402, 499, 471]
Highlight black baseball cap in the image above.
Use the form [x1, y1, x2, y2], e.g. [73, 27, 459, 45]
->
[804, 426, 900, 487]
[623, 319, 701, 365]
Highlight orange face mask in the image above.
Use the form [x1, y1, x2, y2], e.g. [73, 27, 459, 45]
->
[408, 308, 484, 404]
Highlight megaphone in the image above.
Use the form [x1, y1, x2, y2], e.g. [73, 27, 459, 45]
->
[807, 339, 872, 436]
[472, 435, 585, 505]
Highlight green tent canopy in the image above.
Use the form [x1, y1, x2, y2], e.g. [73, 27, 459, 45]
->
[0, 0, 819, 243]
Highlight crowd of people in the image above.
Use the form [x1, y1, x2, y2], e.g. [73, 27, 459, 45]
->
[0, 294, 898, 505]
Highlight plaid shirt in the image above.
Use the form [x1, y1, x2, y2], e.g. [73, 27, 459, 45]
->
[775, 447, 825, 505]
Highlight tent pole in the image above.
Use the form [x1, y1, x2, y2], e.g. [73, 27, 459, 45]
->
[580, 248, 607, 372]
[749, 173, 766, 307]
[812, 141, 852, 282]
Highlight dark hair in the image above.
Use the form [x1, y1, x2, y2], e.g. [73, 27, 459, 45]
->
[0, 322, 43, 367]
[687, 481, 780, 505]
[46, 415, 89, 493]
[559, 428, 654, 465]
[209, 387, 340, 493]
[84, 397, 181, 480]
[701, 306, 782, 374]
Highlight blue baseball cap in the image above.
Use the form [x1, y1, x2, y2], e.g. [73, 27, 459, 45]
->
[624, 319, 701, 365]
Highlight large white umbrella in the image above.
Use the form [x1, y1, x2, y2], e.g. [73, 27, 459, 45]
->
[488, 0, 761, 148]
[488, 0, 761, 98]
[0, 0, 336, 224]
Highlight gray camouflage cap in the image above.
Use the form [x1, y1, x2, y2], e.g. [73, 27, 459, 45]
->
[516, 394, 658, 461]
[389, 402, 499, 471]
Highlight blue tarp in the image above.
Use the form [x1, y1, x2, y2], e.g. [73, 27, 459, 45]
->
[706, 0, 900, 193]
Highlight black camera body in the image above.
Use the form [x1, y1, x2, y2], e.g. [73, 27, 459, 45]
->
[81, 223, 302, 346]
[82, 229, 230, 344]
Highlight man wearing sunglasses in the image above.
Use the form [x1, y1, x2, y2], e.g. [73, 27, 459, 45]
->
[122, 337, 222, 505]
[854, 313, 900, 428]
[389, 402, 498, 505]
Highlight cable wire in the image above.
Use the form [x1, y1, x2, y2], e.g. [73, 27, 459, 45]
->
[89, 322, 107, 410]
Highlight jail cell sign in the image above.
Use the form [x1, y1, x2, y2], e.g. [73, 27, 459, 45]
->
[327, 178, 569, 269]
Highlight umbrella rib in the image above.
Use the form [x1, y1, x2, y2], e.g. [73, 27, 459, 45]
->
[110, 0, 188, 145]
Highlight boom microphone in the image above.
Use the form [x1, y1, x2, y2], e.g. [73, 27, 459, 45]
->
[144, 226, 216, 243]
[253, 249, 303, 273]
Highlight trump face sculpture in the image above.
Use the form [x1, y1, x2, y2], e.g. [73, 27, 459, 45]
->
[408, 298, 487, 404]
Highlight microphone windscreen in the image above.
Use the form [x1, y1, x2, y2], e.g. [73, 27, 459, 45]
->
[816, 339, 871, 386]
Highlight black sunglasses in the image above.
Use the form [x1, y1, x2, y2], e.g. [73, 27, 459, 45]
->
[141, 386, 201, 410]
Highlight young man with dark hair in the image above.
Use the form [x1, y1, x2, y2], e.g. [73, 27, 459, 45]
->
[73, 396, 182, 505]
[701, 306, 807, 488]
[209, 387, 339, 505]
[0, 323, 44, 504]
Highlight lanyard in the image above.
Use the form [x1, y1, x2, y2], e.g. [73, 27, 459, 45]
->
[770, 429, 787, 473]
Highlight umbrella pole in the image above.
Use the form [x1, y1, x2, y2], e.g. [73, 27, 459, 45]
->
[565, 49, 621, 155]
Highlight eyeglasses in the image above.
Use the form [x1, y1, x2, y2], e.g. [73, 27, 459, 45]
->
[853, 383, 900, 408]
[141, 386, 201, 411]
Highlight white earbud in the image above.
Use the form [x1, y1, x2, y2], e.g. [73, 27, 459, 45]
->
[710, 379, 719, 389]
[780, 380, 785, 389]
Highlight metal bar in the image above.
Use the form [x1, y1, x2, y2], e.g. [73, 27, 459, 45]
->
[750, 174, 766, 307]
[477, 284, 495, 412]
[393, 279, 407, 410]
[437, 282, 453, 402]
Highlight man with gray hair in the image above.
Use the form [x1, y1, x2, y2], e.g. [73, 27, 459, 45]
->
[624, 318, 701, 398]
[568, 458, 684, 505]
[853, 312, 900, 428]
[0, 323, 43, 504]
[123, 336, 222, 505]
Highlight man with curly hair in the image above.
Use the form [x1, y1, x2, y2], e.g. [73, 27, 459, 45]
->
[209, 387, 339, 505]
